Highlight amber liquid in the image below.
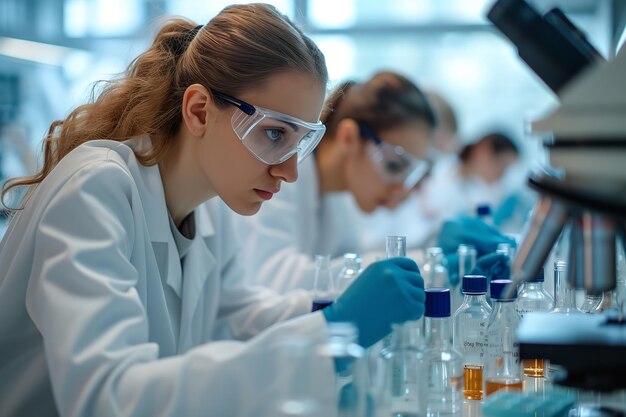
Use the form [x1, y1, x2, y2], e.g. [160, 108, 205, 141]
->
[485, 377, 524, 396]
[463, 365, 483, 400]
[523, 359, 545, 377]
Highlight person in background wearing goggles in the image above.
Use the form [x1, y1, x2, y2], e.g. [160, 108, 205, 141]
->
[232, 71, 437, 293]
[0, 6, 428, 417]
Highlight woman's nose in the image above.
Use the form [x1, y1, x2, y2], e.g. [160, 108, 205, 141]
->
[269, 154, 299, 183]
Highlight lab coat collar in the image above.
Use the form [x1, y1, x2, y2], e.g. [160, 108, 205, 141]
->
[124, 137, 216, 242]
[122, 137, 217, 307]
[165, 207, 216, 299]
[123, 136, 171, 245]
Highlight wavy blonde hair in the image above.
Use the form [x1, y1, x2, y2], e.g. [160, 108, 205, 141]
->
[2, 3, 327, 209]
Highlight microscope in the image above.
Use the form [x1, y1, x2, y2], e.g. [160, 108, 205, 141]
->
[487, 0, 626, 408]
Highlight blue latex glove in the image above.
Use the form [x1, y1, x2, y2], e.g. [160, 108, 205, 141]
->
[437, 215, 517, 256]
[323, 258, 425, 348]
[493, 194, 520, 227]
[469, 253, 510, 283]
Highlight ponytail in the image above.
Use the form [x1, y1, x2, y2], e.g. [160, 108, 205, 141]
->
[2, 4, 327, 209]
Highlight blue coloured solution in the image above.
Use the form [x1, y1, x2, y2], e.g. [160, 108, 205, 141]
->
[311, 299, 333, 312]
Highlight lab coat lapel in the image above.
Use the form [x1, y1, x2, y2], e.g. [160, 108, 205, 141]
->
[141, 169, 184, 298]
[124, 137, 183, 297]
[178, 209, 217, 351]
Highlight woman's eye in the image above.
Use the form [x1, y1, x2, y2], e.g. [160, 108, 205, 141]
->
[385, 160, 404, 174]
[264, 128, 284, 141]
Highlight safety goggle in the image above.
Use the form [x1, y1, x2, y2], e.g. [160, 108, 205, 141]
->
[212, 90, 326, 165]
[359, 123, 430, 190]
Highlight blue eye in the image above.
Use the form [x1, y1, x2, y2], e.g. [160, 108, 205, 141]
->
[264, 128, 284, 141]
[385, 157, 410, 175]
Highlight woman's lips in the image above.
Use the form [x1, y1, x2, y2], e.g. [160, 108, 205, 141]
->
[254, 189, 274, 200]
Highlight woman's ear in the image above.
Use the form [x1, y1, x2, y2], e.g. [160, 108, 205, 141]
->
[181, 84, 213, 137]
[335, 118, 363, 155]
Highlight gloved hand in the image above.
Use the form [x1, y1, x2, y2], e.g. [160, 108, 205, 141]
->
[437, 215, 517, 256]
[322, 258, 425, 348]
[469, 252, 510, 282]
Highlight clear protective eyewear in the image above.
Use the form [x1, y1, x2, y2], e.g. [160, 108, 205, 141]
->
[212, 90, 326, 165]
[359, 123, 430, 190]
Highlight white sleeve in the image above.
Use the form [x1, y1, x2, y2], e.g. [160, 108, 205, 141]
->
[26, 161, 333, 417]
[204, 200, 314, 340]
[234, 174, 346, 293]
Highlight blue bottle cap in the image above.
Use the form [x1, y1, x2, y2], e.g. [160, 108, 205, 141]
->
[490, 279, 517, 300]
[476, 204, 492, 216]
[528, 267, 545, 283]
[425, 288, 451, 317]
[462, 275, 487, 294]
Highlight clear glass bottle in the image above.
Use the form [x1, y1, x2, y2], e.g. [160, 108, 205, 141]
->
[485, 280, 523, 397]
[454, 244, 477, 310]
[453, 275, 492, 401]
[423, 247, 449, 289]
[371, 236, 423, 407]
[580, 291, 603, 313]
[515, 267, 553, 383]
[496, 243, 516, 268]
[516, 267, 554, 317]
[316, 322, 366, 417]
[424, 288, 463, 417]
[378, 323, 425, 417]
[336, 253, 362, 294]
[551, 261, 580, 314]
[457, 245, 477, 285]
[386, 235, 406, 259]
[312, 254, 336, 312]
[381, 237, 426, 387]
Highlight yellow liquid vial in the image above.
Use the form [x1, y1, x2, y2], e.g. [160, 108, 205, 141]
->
[523, 359, 545, 377]
[464, 365, 484, 400]
[485, 377, 524, 396]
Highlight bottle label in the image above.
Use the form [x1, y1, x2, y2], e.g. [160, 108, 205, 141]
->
[460, 321, 488, 363]
[516, 308, 532, 318]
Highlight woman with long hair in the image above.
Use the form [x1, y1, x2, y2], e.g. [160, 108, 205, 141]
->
[0, 6, 425, 417]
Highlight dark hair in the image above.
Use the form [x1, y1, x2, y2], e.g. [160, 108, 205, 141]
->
[459, 132, 520, 162]
[320, 71, 437, 138]
[3, 4, 327, 209]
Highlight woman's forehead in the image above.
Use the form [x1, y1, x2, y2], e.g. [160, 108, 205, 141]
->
[235, 71, 326, 124]
[379, 123, 432, 158]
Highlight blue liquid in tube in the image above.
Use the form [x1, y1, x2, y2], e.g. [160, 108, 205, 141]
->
[312, 299, 333, 312]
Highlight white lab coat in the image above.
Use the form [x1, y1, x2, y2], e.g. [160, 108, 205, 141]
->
[359, 192, 439, 251]
[418, 155, 506, 223]
[0, 138, 333, 417]
[233, 156, 369, 293]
